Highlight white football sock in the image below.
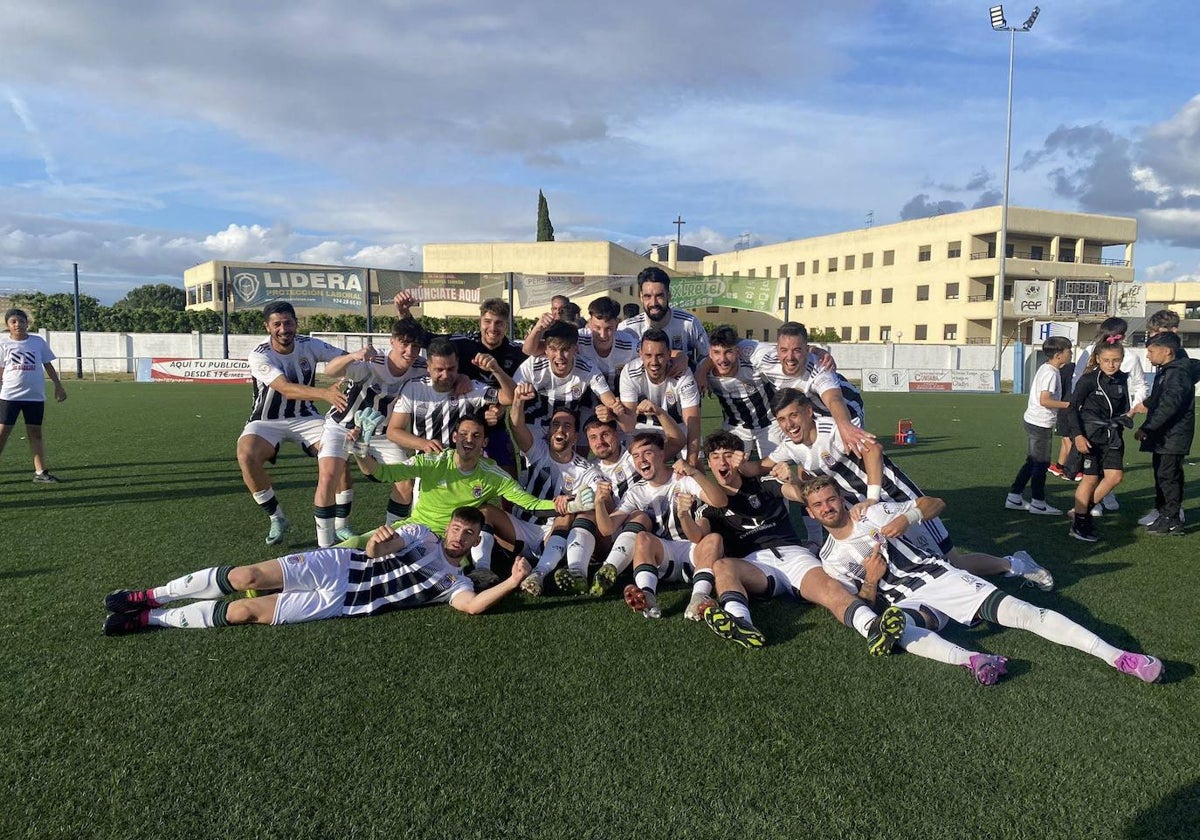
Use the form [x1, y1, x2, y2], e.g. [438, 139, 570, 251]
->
[148, 600, 225, 630]
[151, 567, 234, 604]
[996, 596, 1123, 665]
[471, 530, 496, 569]
[605, 530, 638, 574]
[534, 534, 569, 576]
[565, 526, 596, 577]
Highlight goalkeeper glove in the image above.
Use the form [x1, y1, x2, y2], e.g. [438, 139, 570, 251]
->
[565, 487, 596, 514]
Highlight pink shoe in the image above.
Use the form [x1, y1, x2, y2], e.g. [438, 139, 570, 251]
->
[966, 653, 1008, 685]
[1114, 652, 1163, 683]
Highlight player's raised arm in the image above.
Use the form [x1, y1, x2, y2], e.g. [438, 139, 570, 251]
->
[508, 382, 536, 453]
[475, 353, 516, 405]
[674, 459, 727, 508]
[450, 556, 530, 615]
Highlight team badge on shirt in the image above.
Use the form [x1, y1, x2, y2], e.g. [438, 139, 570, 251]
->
[472, 484, 484, 498]
[285, 554, 306, 565]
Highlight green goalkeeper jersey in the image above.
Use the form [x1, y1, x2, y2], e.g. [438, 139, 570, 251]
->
[374, 450, 556, 533]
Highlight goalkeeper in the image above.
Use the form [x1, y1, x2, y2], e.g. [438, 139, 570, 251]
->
[346, 409, 594, 587]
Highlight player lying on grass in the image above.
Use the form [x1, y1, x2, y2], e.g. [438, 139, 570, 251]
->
[691, 431, 907, 653]
[799, 476, 1163, 685]
[760, 388, 1054, 591]
[103, 507, 529, 635]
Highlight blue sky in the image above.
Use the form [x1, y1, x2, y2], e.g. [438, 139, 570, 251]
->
[2, 0, 1199, 304]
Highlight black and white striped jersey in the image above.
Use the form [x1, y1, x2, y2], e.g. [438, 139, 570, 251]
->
[395, 379, 499, 446]
[618, 363, 700, 430]
[578, 328, 639, 391]
[619, 308, 710, 365]
[513, 355, 611, 428]
[708, 359, 774, 434]
[592, 451, 643, 502]
[339, 523, 473, 616]
[512, 437, 600, 522]
[743, 340, 865, 422]
[767, 418, 924, 503]
[328, 355, 427, 429]
[817, 501, 952, 605]
[247, 336, 346, 421]
[616, 473, 704, 541]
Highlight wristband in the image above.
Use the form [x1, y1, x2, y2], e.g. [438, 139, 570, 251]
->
[866, 484, 882, 503]
[903, 507, 924, 525]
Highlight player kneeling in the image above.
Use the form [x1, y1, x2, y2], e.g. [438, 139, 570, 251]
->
[103, 507, 528, 634]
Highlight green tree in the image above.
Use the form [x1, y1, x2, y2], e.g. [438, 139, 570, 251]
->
[115, 283, 186, 310]
[537, 190, 555, 242]
[13, 292, 104, 330]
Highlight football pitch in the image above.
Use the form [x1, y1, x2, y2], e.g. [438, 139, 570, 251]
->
[2, 383, 1197, 839]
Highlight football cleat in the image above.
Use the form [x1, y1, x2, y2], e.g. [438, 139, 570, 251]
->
[467, 567, 501, 590]
[334, 526, 358, 542]
[703, 605, 766, 649]
[1007, 550, 1054, 592]
[1114, 652, 1163, 683]
[965, 653, 1008, 686]
[104, 589, 159, 614]
[519, 571, 545, 596]
[866, 605, 906, 656]
[33, 471, 61, 483]
[589, 564, 618, 597]
[623, 584, 661, 619]
[265, 516, 290, 546]
[104, 611, 151, 637]
[684, 591, 717, 621]
[553, 568, 588, 595]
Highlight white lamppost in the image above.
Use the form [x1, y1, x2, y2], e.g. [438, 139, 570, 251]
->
[990, 4, 1039, 375]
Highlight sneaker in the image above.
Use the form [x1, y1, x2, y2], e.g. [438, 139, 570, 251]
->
[866, 605, 906, 656]
[265, 516, 290, 546]
[104, 588, 159, 614]
[1146, 515, 1184, 537]
[334, 526, 358, 542]
[1114, 652, 1164, 683]
[1139, 509, 1161, 527]
[520, 571, 545, 596]
[32, 471, 60, 483]
[703, 605, 766, 648]
[589, 564, 618, 597]
[1070, 513, 1099, 543]
[553, 568, 588, 595]
[1072, 472, 1083, 482]
[1006, 550, 1054, 591]
[1027, 501, 1061, 516]
[1090, 504, 1104, 517]
[1004, 493, 1028, 510]
[1047, 463, 1066, 479]
[684, 591, 717, 621]
[1101, 493, 1119, 512]
[623, 584, 661, 619]
[965, 653, 1008, 685]
[467, 567, 500, 590]
[103, 611, 150, 637]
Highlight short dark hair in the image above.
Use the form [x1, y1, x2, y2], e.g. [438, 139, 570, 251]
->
[637, 266, 671, 291]
[480, 298, 510, 319]
[709, 325, 740, 348]
[641, 327, 670, 349]
[262, 301, 297, 320]
[630, 431, 665, 451]
[770, 387, 811, 416]
[583, 416, 618, 434]
[1146, 309, 1181, 331]
[543, 321, 579, 346]
[702, 430, 744, 456]
[4, 308, 28, 322]
[427, 337, 458, 359]
[1042, 336, 1072, 355]
[392, 319, 425, 344]
[777, 322, 809, 343]
[588, 297, 621, 321]
[622, 303, 640, 320]
[1147, 331, 1182, 351]
[549, 407, 579, 430]
[454, 411, 487, 432]
[551, 294, 571, 306]
[449, 505, 485, 530]
[799, 475, 838, 503]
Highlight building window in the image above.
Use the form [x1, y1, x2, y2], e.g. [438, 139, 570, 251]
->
[1005, 243, 1014, 258]
[187, 287, 199, 305]
[1061, 246, 1076, 262]
[915, 324, 928, 341]
[777, 297, 787, 311]
[918, 245, 932, 262]
[859, 326, 870, 341]
[731, 308, 740, 313]
[1031, 245, 1044, 260]
[883, 250, 895, 266]
[945, 282, 959, 300]
[201, 284, 213, 303]
[861, 289, 872, 305]
[943, 323, 958, 341]
[745, 329, 754, 339]
[826, 292, 837, 307]
[841, 326, 852, 341]
[811, 294, 818, 308]
[796, 261, 806, 276]
[748, 269, 756, 278]
[779, 264, 788, 278]
[862, 252, 874, 268]
[948, 240, 962, 258]
[845, 254, 855, 270]
[764, 267, 771, 278]
[828, 257, 838, 272]
[763, 329, 770, 340]
[881, 288, 893, 304]
[843, 291, 854, 306]
[812, 260, 820, 274]
[880, 325, 892, 342]
[916, 285, 930, 301]
[794, 295, 804, 308]
[705, 306, 720, 313]
[733, 271, 740, 277]
[711, 262, 718, 275]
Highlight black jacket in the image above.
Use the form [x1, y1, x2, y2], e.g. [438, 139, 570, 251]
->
[1067, 368, 1130, 446]
[1139, 355, 1196, 455]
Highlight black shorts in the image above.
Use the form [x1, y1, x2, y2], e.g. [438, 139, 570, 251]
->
[1079, 440, 1124, 476]
[0, 400, 45, 426]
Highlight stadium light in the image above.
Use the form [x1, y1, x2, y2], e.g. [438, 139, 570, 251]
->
[990, 5, 1040, 375]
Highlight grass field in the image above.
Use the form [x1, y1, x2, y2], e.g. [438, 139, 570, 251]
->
[2, 382, 1198, 839]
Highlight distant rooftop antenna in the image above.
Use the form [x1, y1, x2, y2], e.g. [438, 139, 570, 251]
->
[866, 210, 874, 229]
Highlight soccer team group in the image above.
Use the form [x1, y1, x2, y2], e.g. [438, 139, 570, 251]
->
[96, 267, 1192, 685]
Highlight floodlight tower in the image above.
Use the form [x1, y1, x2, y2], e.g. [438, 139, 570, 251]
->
[990, 4, 1040, 374]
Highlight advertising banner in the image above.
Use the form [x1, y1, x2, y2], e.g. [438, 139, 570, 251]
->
[137, 358, 253, 383]
[669, 275, 782, 314]
[513, 274, 629, 310]
[861, 369, 910, 392]
[377, 270, 484, 305]
[860, 369, 998, 393]
[228, 265, 365, 311]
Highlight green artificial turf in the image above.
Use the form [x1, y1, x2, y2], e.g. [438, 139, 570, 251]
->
[1, 384, 1197, 839]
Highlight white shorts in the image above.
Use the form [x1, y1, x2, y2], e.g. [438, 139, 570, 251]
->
[744, 544, 822, 595]
[240, 417, 325, 454]
[904, 517, 955, 557]
[318, 420, 408, 464]
[271, 548, 352, 624]
[727, 425, 774, 460]
[891, 570, 997, 628]
[509, 513, 554, 553]
[655, 537, 697, 581]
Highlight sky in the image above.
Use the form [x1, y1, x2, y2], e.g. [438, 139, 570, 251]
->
[3, 0, 1200, 304]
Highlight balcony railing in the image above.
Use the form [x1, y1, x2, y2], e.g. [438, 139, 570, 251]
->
[965, 337, 992, 345]
[967, 294, 994, 302]
[969, 250, 1131, 267]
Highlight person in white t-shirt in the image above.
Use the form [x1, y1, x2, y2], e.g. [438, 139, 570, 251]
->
[0, 308, 67, 483]
[1004, 336, 1073, 516]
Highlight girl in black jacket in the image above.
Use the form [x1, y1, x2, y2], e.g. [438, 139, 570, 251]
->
[1067, 342, 1131, 542]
